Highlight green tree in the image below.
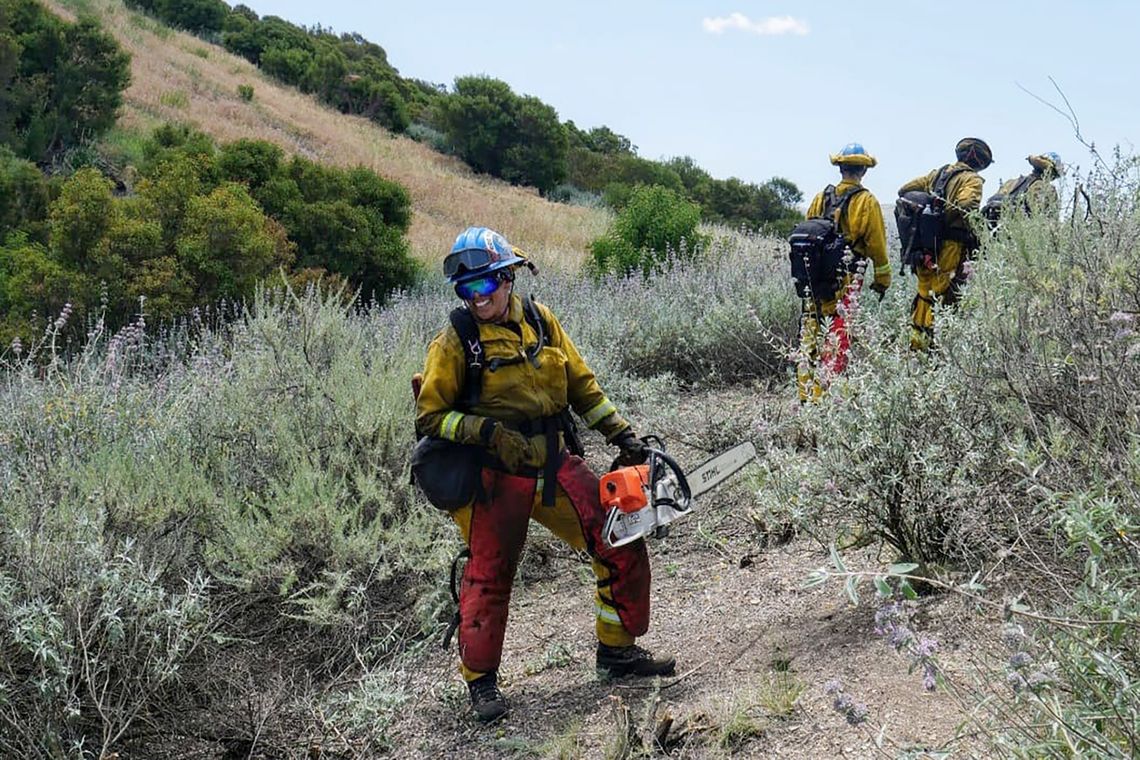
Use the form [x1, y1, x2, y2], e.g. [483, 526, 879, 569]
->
[261, 44, 312, 84]
[49, 168, 115, 271]
[124, 0, 227, 34]
[218, 138, 283, 189]
[591, 185, 707, 276]
[500, 95, 567, 193]
[0, 1, 130, 163]
[175, 182, 294, 302]
[764, 176, 803, 208]
[131, 126, 416, 305]
[160, 0, 227, 34]
[302, 43, 347, 101]
[136, 154, 206, 251]
[0, 146, 50, 243]
[665, 155, 713, 198]
[437, 76, 514, 177]
[437, 76, 568, 194]
[0, 236, 87, 343]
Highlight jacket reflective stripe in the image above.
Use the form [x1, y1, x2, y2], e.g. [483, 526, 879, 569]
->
[583, 398, 617, 428]
[595, 601, 622, 624]
[441, 411, 465, 441]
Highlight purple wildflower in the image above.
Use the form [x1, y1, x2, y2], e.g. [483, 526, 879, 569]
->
[873, 602, 903, 635]
[1001, 623, 1026, 649]
[888, 624, 913, 651]
[1008, 652, 1032, 670]
[1007, 671, 1028, 694]
[53, 302, 73, 332]
[824, 678, 869, 725]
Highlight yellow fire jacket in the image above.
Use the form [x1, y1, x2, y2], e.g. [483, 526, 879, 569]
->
[898, 161, 984, 237]
[996, 174, 1059, 218]
[416, 294, 629, 467]
[806, 179, 891, 290]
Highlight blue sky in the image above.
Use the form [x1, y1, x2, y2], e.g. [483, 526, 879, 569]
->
[245, 1, 1138, 206]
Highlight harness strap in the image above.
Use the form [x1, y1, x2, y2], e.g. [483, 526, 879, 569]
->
[503, 413, 566, 505]
[449, 309, 483, 410]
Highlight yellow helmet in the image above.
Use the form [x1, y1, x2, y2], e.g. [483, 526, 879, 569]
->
[829, 142, 878, 168]
[1027, 152, 1064, 177]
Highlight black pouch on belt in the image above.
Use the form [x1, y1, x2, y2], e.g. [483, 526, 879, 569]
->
[410, 437, 485, 511]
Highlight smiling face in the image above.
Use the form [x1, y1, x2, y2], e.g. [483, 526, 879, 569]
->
[471, 278, 510, 322]
[455, 270, 512, 322]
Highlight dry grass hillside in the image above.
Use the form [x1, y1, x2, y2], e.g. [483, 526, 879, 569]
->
[44, 0, 610, 267]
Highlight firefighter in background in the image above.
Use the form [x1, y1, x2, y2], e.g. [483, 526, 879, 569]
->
[983, 152, 1064, 224]
[416, 226, 676, 723]
[797, 143, 891, 401]
[898, 137, 991, 350]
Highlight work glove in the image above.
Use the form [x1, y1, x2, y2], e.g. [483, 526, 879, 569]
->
[870, 281, 888, 301]
[611, 429, 649, 466]
[485, 422, 531, 473]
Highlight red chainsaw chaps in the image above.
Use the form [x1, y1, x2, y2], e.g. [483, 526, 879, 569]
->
[557, 455, 650, 637]
[457, 456, 651, 674]
[820, 288, 857, 377]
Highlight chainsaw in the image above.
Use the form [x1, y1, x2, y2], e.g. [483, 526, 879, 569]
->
[600, 436, 757, 548]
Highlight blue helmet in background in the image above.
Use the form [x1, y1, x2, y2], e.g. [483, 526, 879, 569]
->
[443, 226, 526, 284]
[830, 142, 877, 168]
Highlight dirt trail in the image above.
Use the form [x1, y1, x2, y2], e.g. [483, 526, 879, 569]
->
[391, 444, 995, 759]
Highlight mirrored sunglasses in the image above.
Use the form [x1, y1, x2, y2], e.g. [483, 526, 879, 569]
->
[454, 274, 505, 301]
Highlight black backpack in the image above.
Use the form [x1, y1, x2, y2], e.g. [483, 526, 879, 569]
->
[895, 165, 968, 273]
[982, 174, 1038, 227]
[788, 185, 867, 302]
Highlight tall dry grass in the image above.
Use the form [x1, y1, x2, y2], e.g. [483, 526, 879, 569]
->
[42, 0, 610, 267]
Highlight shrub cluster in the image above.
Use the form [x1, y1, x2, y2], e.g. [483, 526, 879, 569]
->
[0, 0, 131, 165]
[0, 125, 415, 343]
[590, 185, 707, 276]
[565, 136, 804, 235]
[122, 0, 228, 35]
[220, 7, 421, 132]
[437, 76, 568, 195]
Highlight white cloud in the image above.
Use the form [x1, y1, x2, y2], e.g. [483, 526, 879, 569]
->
[701, 12, 810, 37]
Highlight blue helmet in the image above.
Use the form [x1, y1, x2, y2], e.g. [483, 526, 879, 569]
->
[443, 226, 525, 283]
[830, 142, 877, 168]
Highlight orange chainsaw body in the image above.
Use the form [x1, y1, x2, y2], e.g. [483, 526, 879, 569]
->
[599, 465, 651, 513]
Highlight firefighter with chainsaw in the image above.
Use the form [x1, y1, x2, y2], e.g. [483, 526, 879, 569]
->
[897, 137, 991, 350]
[791, 142, 890, 402]
[414, 226, 675, 723]
[982, 152, 1064, 227]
